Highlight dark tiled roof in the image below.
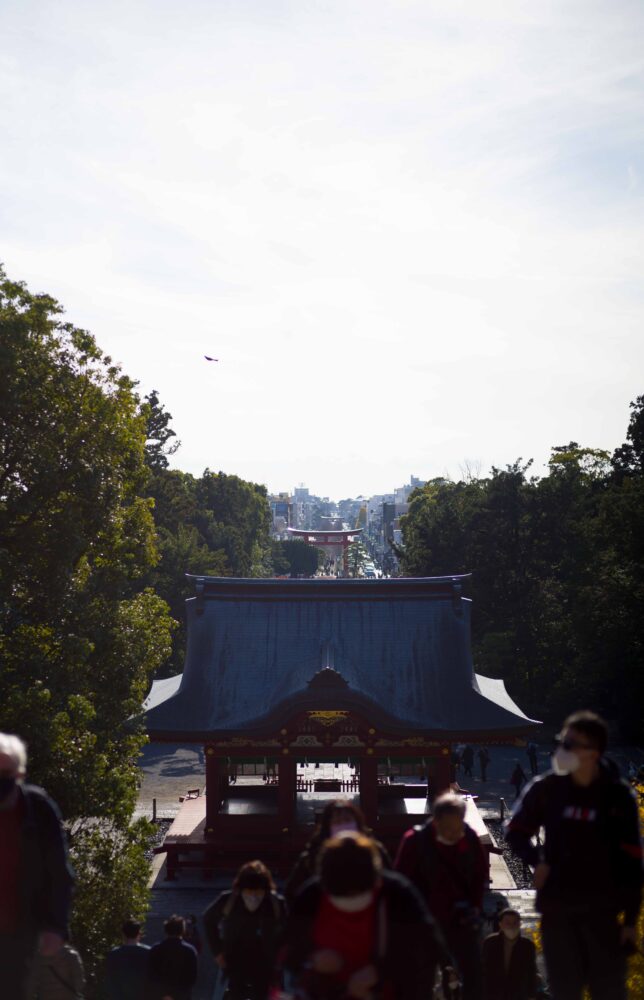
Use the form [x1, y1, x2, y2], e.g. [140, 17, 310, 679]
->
[145, 576, 538, 737]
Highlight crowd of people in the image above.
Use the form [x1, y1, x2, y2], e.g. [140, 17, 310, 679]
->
[0, 710, 641, 1000]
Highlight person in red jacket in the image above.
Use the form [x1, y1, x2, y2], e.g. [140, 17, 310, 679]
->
[395, 791, 487, 1000]
[282, 832, 456, 999]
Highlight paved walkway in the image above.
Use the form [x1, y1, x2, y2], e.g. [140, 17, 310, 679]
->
[137, 741, 643, 1000]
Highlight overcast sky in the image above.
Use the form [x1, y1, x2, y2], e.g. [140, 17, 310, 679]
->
[2, 0, 643, 499]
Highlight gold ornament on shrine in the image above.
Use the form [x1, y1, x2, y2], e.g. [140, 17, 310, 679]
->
[307, 710, 350, 727]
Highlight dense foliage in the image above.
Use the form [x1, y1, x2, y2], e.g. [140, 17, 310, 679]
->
[0, 268, 177, 992]
[271, 539, 322, 577]
[400, 401, 644, 737]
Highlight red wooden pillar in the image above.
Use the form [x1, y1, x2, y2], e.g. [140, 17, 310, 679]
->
[205, 746, 223, 835]
[435, 746, 452, 795]
[278, 754, 296, 834]
[359, 754, 378, 828]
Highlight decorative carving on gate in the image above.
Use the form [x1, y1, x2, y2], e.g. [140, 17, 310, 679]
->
[307, 710, 350, 727]
[291, 734, 324, 747]
[333, 734, 364, 747]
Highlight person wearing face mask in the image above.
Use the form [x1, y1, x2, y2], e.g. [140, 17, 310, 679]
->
[202, 860, 286, 1000]
[394, 791, 487, 1000]
[506, 710, 642, 1000]
[284, 800, 391, 904]
[0, 732, 74, 1000]
[282, 832, 455, 999]
[481, 909, 537, 1000]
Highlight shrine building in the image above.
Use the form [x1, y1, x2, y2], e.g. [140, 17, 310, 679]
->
[144, 575, 538, 876]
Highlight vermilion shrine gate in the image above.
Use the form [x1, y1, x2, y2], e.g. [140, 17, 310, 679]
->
[287, 526, 363, 576]
[145, 575, 538, 878]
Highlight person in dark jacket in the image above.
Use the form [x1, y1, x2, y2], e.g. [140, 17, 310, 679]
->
[147, 915, 198, 1000]
[509, 763, 527, 800]
[203, 860, 286, 1000]
[285, 799, 391, 903]
[478, 748, 491, 782]
[282, 832, 456, 999]
[462, 745, 475, 778]
[104, 918, 150, 1000]
[0, 732, 74, 1000]
[395, 791, 487, 1000]
[482, 908, 537, 1000]
[506, 710, 643, 1000]
[526, 743, 538, 778]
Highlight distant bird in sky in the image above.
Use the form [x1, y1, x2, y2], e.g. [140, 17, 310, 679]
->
[204, 356, 219, 362]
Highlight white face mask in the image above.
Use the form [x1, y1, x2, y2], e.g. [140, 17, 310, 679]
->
[330, 820, 359, 838]
[328, 891, 374, 913]
[552, 748, 581, 775]
[241, 891, 265, 912]
[435, 832, 464, 846]
[501, 926, 520, 940]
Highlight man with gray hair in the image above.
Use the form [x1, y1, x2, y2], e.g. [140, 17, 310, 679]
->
[395, 791, 487, 1000]
[0, 732, 74, 999]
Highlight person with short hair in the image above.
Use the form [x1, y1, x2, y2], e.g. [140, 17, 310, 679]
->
[506, 710, 643, 1000]
[285, 799, 391, 903]
[462, 745, 475, 778]
[0, 732, 74, 1000]
[147, 915, 198, 1000]
[395, 791, 487, 1000]
[104, 917, 150, 1000]
[283, 832, 454, 999]
[29, 939, 85, 999]
[478, 747, 491, 782]
[526, 742, 538, 778]
[509, 762, 527, 800]
[203, 860, 286, 1000]
[482, 908, 537, 1000]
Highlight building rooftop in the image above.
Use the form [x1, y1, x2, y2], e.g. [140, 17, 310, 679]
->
[144, 575, 538, 740]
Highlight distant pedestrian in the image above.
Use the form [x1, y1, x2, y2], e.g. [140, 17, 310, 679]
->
[482, 908, 537, 1000]
[285, 799, 390, 903]
[478, 747, 491, 782]
[506, 710, 642, 1000]
[510, 762, 527, 799]
[0, 732, 74, 1000]
[283, 832, 456, 999]
[183, 915, 202, 955]
[30, 940, 85, 999]
[526, 742, 538, 777]
[147, 915, 198, 1000]
[462, 745, 475, 777]
[104, 918, 150, 1000]
[395, 791, 487, 1000]
[203, 860, 286, 1000]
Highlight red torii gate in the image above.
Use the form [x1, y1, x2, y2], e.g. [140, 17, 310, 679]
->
[287, 526, 363, 576]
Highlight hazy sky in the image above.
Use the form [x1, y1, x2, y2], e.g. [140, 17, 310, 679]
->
[2, 0, 643, 499]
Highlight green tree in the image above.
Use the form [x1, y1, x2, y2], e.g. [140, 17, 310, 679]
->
[271, 539, 320, 577]
[0, 268, 174, 993]
[143, 389, 180, 471]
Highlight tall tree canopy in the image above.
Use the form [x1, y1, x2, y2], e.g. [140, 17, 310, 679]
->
[0, 268, 174, 992]
[400, 403, 644, 737]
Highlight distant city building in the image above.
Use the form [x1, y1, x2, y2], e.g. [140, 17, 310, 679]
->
[269, 493, 292, 538]
[271, 477, 427, 574]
